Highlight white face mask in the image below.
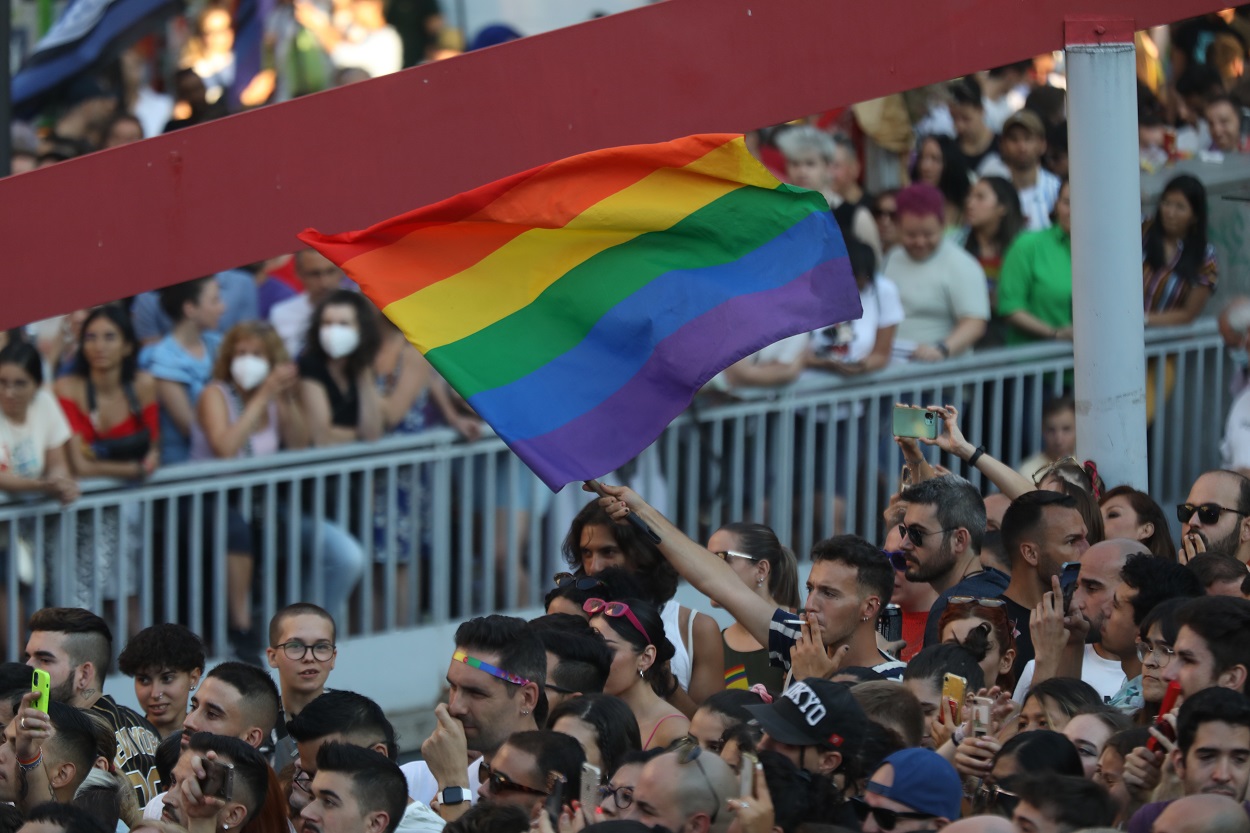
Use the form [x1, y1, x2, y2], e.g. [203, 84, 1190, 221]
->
[230, 355, 271, 390]
[320, 324, 360, 359]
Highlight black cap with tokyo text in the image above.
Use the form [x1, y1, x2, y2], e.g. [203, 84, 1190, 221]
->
[744, 678, 866, 753]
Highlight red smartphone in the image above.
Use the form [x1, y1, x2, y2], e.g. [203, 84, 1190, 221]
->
[1147, 680, 1182, 752]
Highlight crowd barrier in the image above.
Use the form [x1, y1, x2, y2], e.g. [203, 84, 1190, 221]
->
[0, 319, 1226, 660]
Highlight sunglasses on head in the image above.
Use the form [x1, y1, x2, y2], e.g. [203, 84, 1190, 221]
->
[1176, 502, 1248, 525]
[666, 737, 721, 823]
[850, 796, 937, 831]
[948, 596, 1005, 609]
[972, 781, 1020, 817]
[713, 550, 761, 563]
[583, 598, 652, 644]
[899, 523, 955, 548]
[553, 572, 606, 591]
[478, 760, 550, 797]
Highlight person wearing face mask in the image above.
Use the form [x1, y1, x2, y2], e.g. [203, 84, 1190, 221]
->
[193, 322, 365, 622]
[299, 290, 384, 447]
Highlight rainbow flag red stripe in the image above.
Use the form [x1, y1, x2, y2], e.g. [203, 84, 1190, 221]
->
[300, 134, 859, 489]
[724, 664, 749, 689]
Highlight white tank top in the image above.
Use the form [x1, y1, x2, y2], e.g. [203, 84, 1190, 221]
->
[660, 600, 694, 690]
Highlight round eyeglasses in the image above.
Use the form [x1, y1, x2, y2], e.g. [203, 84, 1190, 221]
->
[274, 641, 336, 661]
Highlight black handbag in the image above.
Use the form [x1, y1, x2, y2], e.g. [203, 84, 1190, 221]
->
[86, 379, 152, 461]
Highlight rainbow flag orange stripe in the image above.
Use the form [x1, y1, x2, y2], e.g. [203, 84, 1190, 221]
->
[300, 134, 859, 489]
[725, 665, 749, 689]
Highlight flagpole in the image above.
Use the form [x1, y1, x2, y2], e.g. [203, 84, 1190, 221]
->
[1, 0, 11, 178]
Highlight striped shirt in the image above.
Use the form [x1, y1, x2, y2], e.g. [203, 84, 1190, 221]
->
[1142, 220, 1219, 313]
[1016, 168, 1062, 231]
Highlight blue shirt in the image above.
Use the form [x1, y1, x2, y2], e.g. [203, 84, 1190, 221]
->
[923, 567, 1012, 647]
[257, 277, 298, 319]
[141, 332, 222, 464]
[132, 270, 260, 342]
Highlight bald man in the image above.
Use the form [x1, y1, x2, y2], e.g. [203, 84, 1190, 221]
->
[1180, 472, 1250, 564]
[623, 744, 737, 833]
[943, 816, 1015, 833]
[1152, 793, 1250, 833]
[1014, 539, 1148, 703]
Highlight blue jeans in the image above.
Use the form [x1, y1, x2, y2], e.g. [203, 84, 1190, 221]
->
[298, 517, 365, 616]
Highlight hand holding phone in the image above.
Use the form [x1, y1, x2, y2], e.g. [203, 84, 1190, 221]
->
[942, 673, 967, 724]
[739, 752, 759, 799]
[579, 762, 601, 823]
[893, 405, 938, 440]
[31, 669, 50, 714]
[544, 774, 567, 827]
[1147, 680, 1182, 752]
[198, 758, 235, 801]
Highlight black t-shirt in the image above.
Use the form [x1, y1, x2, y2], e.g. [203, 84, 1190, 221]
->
[298, 353, 360, 429]
[1001, 595, 1035, 677]
[91, 694, 162, 805]
[955, 134, 1001, 175]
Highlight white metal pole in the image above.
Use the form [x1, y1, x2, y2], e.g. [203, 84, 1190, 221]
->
[1066, 21, 1148, 490]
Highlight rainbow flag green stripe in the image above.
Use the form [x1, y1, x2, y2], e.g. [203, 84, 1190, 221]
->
[301, 134, 860, 489]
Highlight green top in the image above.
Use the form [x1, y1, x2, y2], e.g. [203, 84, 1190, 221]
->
[996, 225, 1073, 346]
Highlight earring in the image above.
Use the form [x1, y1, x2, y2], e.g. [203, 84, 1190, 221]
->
[521, 709, 530, 716]
[757, 579, 764, 587]
[638, 669, 644, 678]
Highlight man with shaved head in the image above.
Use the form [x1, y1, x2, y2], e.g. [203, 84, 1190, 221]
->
[1179, 471, 1250, 564]
[622, 741, 738, 833]
[1014, 539, 1148, 703]
[1152, 793, 1250, 833]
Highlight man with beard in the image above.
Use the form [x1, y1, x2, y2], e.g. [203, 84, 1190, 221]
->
[24, 608, 161, 805]
[1179, 470, 1250, 564]
[898, 476, 1008, 648]
[998, 491, 1090, 675]
[404, 615, 545, 822]
[1013, 539, 1147, 702]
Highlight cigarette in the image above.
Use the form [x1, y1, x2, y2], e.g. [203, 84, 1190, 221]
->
[782, 619, 805, 626]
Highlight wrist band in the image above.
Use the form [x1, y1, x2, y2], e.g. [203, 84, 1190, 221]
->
[935, 342, 950, 358]
[18, 751, 42, 771]
[968, 446, 986, 468]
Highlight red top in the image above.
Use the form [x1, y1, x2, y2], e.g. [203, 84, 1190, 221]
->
[58, 397, 159, 444]
[901, 610, 928, 662]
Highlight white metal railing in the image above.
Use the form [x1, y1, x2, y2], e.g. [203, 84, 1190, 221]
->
[0, 320, 1225, 659]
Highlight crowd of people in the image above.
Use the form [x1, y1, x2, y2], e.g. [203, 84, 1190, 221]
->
[8, 8, 1250, 833]
[5, 443, 1250, 833]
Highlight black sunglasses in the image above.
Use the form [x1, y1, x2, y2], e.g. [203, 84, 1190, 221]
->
[553, 572, 606, 591]
[1176, 502, 1247, 526]
[850, 796, 937, 831]
[882, 550, 907, 571]
[667, 737, 721, 823]
[899, 523, 955, 548]
[479, 760, 549, 797]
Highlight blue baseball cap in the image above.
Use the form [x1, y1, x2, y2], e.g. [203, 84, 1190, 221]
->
[867, 747, 962, 821]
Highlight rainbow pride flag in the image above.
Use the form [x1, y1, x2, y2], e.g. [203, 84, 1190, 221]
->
[300, 134, 860, 490]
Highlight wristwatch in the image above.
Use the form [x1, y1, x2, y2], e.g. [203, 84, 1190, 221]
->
[439, 786, 472, 806]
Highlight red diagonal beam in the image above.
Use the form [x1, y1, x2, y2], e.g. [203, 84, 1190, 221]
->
[0, 0, 1223, 329]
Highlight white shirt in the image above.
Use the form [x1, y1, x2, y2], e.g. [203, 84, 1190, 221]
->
[1012, 644, 1127, 704]
[402, 757, 482, 806]
[331, 25, 403, 78]
[270, 293, 313, 359]
[884, 239, 990, 358]
[1222, 386, 1250, 470]
[0, 389, 71, 487]
[807, 275, 905, 369]
[1016, 168, 1062, 231]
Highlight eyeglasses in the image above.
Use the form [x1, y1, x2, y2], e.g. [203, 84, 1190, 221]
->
[850, 796, 937, 831]
[667, 738, 720, 823]
[1176, 502, 1248, 525]
[292, 765, 311, 795]
[882, 550, 907, 571]
[274, 641, 336, 662]
[598, 782, 635, 810]
[1136, 639, 1175, 667]
[452, 650, 532, 687]
[972, 781, 1020, 817]
[545, 681, 578, 696]
[713, 550, 760, 563]
[479, 760, 550, 797]
[948, 596, 1006, 608]
[583, 598, 652, 644]
[898, 523, 955, 548]
[553, 572, 606, 591]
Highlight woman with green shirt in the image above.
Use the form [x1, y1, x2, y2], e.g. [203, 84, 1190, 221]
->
[997, 180, 1073, 345]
